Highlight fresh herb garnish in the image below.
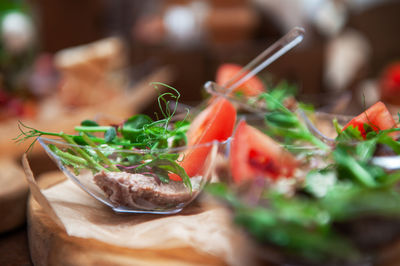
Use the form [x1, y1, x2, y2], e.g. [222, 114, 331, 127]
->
[253, 84, 329, 151]
[15, 82, 192, 190]
[207, 92, 400, 263]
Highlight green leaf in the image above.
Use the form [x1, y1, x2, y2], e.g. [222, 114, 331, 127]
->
[260, 92, 288, 111]
[333, 118, 343, 135]
[356, 139, 377, 162]
[377, 132, 400, 155]
[298, 102, 314, 112]
[333, 145, 377, 187]
[158, 153, 179, 161]
[104, 127, 117, 143]
[206, 183, 244, 209]
[72, 135, 88, 146]
[206, 182, 229, 196]
[124, 114, 153, 130]
[170, 132, 188, 147]
[381, 171, 400, 186]
[364, 124, 378, 139]
[234, 204, 358, 261]
[174, 120, 190, 130]
[324, 186, 400, 219]
[336, 125, 363, 141]
[81, 120, 99, 127]
[268, 192, 331, 227]
[122, 114, 153, 141]
[123, 154, 143, 165]
[233, 90, 245, 98]
[151, 167, 170, 183]
[147, 158, 192, 191]
[265, 112, 298, 128]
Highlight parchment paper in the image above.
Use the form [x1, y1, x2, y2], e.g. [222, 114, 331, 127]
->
[22, 155, 257, 266]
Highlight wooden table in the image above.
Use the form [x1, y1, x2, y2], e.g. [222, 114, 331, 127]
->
[25, 171, 242, 266]
[0, 227, 32, 266]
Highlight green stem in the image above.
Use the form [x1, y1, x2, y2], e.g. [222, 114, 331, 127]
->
[49, 144, 88, 166]
[307, 133, 330, 151]
[175, 124, 190, 132]
[34, 129, 107, 145]
[348, 160, 377, 188]
[37, 131, 64, 137]
[74, 126, 112, 132]
[298, 123, 329, 151]
[75, 125, 149, 136]
[60, 134, 108, 172]
[81, 133, 120, 172]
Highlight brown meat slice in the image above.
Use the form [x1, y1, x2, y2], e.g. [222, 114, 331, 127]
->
[94, 171, 202, 209]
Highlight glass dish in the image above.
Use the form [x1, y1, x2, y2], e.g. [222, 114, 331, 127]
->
[204, 81, 267, 113]
[297, 110, 352, 143]
[211, 114, 400, 265]
[39, 137, 223, 214]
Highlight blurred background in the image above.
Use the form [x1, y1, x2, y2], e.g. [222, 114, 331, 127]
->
[1, 0, 400, 165]
[1, 0, 400, 121]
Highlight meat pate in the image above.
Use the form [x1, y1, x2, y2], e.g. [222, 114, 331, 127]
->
[94, 171, 202, 209]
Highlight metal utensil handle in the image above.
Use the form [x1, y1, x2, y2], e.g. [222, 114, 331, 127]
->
[223, 27, 305, 94]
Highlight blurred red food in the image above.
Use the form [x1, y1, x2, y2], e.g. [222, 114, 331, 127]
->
[342, 101, 396, 139]
[380, 62, 400, 105]
[216, 63, 265, 96]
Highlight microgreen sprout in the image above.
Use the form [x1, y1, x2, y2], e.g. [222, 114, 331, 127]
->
[14, 83, 192, 191]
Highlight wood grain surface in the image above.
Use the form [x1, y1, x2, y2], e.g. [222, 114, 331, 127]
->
[0, 227, 32, 266]
[0, 158, 29, 233]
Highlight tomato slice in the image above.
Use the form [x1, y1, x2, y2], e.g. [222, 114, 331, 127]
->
[342, 101, 396, 139]
[230, 120, 297, 184]
[216, 63, 265, 96]
[170, 97, 237, 180]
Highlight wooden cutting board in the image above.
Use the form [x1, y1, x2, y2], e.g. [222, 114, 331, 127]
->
[27, 172, 228, 266]
[0, 158, 29, 233]
[26, 171, 400, 266]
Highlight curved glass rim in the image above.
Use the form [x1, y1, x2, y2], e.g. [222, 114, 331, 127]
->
[299, 109, 400, 144]
[38, 135, 220, 214]
[38, 136, 228, 154]
[204, 81, 268, 113]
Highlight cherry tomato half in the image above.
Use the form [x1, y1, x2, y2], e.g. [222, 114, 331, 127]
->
[171, 97, 237, 180]
[230, 120, 297, 184]
[342, 101, 396, 139]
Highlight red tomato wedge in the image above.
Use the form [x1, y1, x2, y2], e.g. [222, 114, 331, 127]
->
[170, 97, 237, 180]
[216, 63, 265, 96]
[342, 101, 396, 139]
[230, 120, 297, 184]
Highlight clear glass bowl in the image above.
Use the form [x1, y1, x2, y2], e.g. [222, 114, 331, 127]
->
[204, 81, 266, 113]
[215, 113, 327, 190]
[38, 137, 223, 214]
[210, 113, 400, 265]
[203, 80, 353, 141]
[297, 110, 352, 143]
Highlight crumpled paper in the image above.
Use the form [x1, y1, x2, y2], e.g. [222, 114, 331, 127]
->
[22, 155, 257, 266]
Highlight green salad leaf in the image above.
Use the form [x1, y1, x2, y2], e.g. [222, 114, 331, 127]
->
[15, 82, 194, 190]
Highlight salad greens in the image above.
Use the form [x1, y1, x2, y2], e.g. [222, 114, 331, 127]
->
[208, 84, 400, 263]
[15, 82, 193, 189]
[246, 81, 329, 151]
